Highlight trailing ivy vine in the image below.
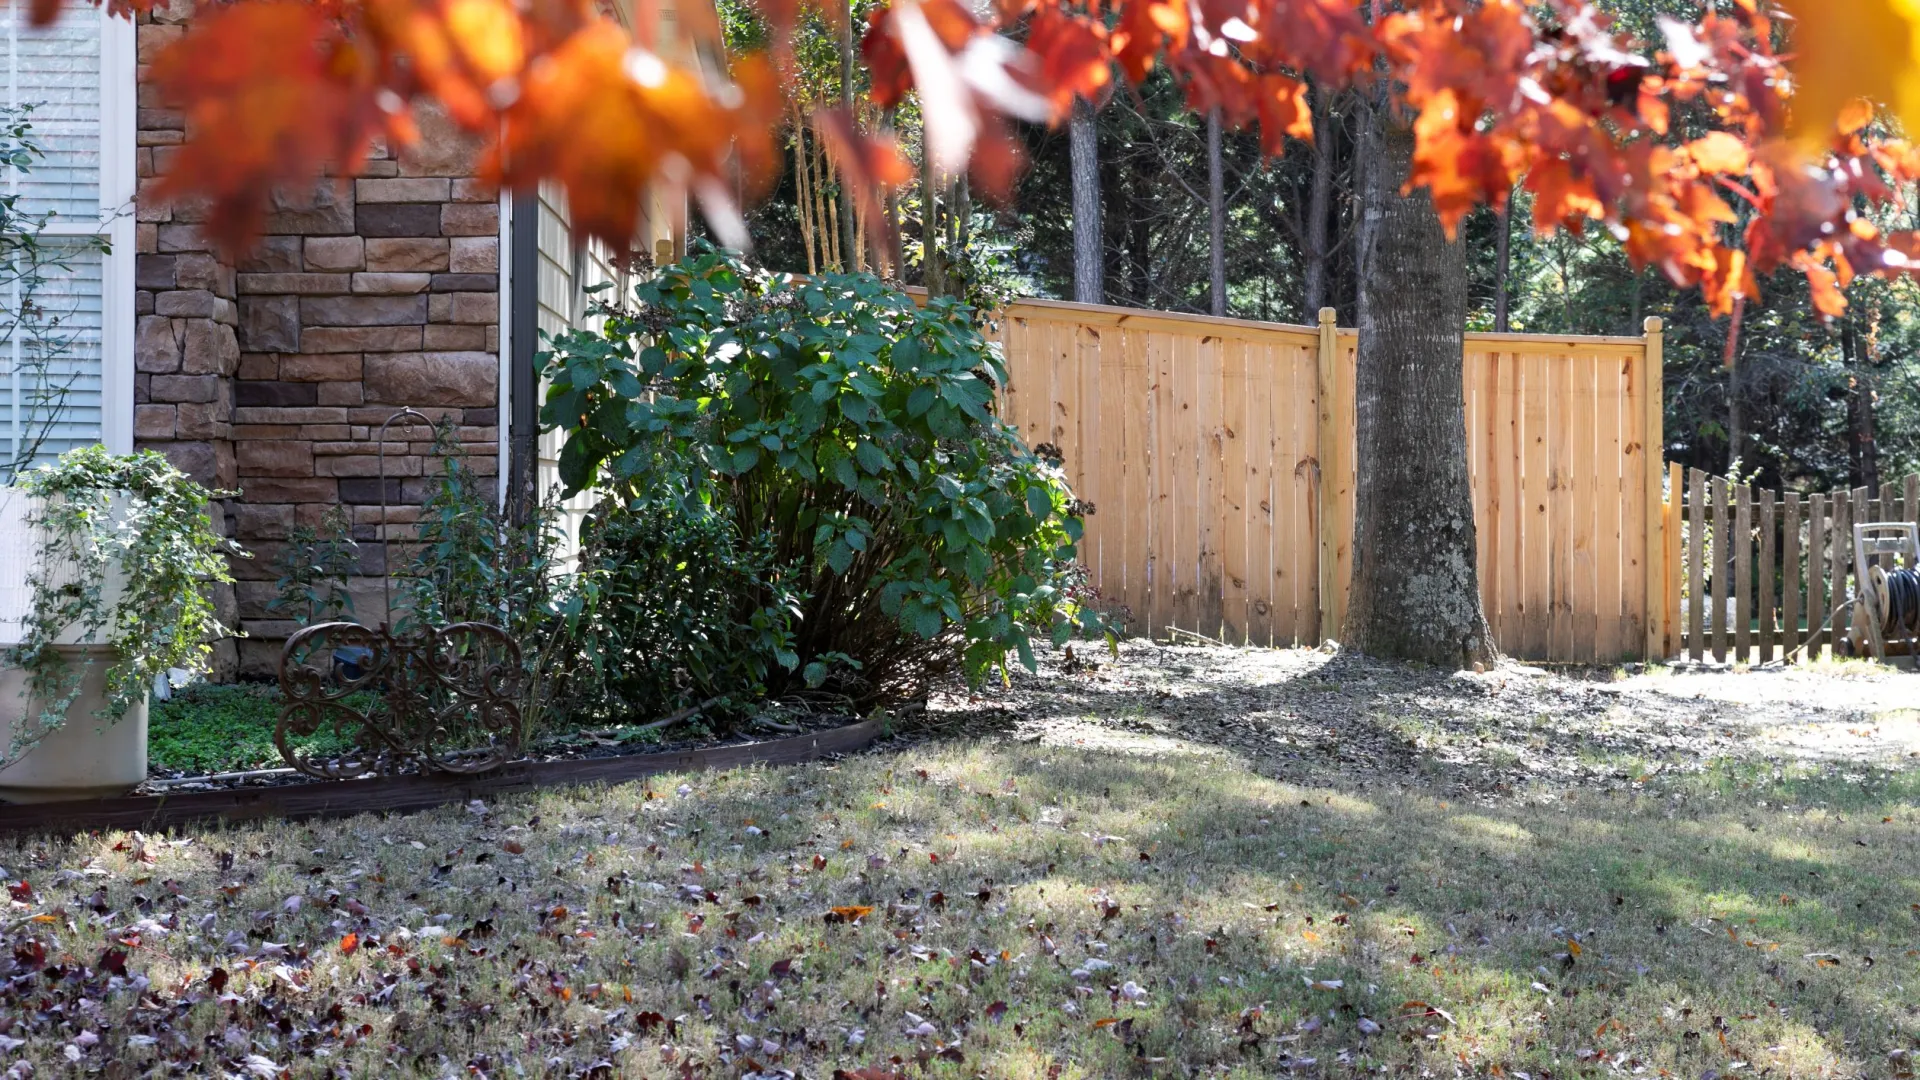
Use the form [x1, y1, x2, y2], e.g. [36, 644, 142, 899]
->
[5, 447, 244, 765]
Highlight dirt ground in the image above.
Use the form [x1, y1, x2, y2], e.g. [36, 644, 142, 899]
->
[925, 640, 1920, 800]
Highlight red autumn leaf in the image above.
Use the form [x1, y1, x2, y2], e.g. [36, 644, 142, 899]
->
[340, 933, 359, 955]
[1255, 74, 1313, 155]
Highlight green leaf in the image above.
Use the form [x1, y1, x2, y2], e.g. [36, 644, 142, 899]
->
[855, 441, 890, 475]
[1025, 485, 1053, 519]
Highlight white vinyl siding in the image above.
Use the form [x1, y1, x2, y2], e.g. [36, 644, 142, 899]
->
[0, 4, 133, 471]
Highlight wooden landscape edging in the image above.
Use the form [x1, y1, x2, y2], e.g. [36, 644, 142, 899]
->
[0, 718, 886, 836]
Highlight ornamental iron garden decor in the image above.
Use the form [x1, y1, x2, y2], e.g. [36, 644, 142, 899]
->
[275, 409, 524, 778]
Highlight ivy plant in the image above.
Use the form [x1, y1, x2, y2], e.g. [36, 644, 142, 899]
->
[5, 446, 244, 764]
[539, 244, 1112, 700]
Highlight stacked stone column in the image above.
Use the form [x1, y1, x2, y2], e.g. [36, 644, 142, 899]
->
[131, 4, 502, 677]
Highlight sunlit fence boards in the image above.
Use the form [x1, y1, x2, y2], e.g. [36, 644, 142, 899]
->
[988, 297, 1670, 663]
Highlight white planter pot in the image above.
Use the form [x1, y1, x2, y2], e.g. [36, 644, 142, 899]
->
[0, 489, 148, 802]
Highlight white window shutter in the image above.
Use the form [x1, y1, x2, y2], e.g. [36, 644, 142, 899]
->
[0, 5, 127, 472]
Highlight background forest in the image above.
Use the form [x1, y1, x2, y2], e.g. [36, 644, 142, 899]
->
[715, 0, 1920, 497]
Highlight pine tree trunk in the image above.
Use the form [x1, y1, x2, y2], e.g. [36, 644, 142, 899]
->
[920, 143, 944, 295]
[1345, 108, 1496, 668]
[1302, 89, 1334, 317]
[838, 3, 857, 269]
[1070, 99, 1104, 305]
[1844, 316, 1880, 490]
[1207, 107, 1226, 317]
[1493, 198, 1513, 333]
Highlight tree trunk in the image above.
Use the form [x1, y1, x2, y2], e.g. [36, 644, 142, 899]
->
[1844, 315, 1879, 490]
[838, 3, 857, 270]
[1302, 88, 1334, 316]
[1070, 99, 1104, 305]
[1493, 199, 1513, 333]
[1726, 312, 1743, 472]
[920, 142, 944, 295]
[1127, 155, 1152, 302]
[1207, 107, 1226, 317]
[1344, 107, 1496, 668]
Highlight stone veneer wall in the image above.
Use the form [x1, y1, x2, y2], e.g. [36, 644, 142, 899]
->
[130, 3, 502, 677]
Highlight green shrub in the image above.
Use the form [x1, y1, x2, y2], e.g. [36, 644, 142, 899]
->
[539, 244, 1110, 701]
[266, 505, 357, 627]
[404, 423, 558, 637]
[542, 439, 802, 724]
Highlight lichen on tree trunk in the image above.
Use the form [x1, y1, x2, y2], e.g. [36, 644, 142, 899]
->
[1345, 109, 1497, 669]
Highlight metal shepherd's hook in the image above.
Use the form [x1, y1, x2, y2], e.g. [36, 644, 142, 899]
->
[376, 407, 434, 623]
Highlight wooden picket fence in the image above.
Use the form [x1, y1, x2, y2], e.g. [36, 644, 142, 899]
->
[1671, 468, 1920, 664]
[989, 297, 1669, 663]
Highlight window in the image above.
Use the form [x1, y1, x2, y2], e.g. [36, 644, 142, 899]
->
[0, 4, 133, 474]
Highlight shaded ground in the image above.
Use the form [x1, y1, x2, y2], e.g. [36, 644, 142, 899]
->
[0, 642, 1914, 1079]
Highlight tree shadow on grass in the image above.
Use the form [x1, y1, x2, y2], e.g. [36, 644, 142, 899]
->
[927, 642, 1920, 801]
[901, 744, 1919, 1078]
[1, 706, 1913, 1079]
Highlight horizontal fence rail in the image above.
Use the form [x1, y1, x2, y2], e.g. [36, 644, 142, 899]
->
[989, 297, 1670, 663]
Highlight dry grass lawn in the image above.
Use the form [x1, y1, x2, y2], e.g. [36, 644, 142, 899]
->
[1, 666, 1917, 1078]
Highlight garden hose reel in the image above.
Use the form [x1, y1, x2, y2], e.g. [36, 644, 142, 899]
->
[1845, 521, 1920, 667]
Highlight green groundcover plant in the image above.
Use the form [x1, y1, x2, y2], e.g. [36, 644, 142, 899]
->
[539, 245, 1112, 702]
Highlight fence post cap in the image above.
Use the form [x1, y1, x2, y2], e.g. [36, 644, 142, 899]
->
[1317, 307, 1338, 326]
[1643, 315, 1664, 334]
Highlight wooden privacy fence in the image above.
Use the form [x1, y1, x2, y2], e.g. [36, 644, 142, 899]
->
[989, 297, 1670, 663]
[1672, 468, 1920, 664]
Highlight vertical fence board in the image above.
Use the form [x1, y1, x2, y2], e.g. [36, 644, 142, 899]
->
[1758, 489, 1776, 663]
[1220, 339, 1249, 643]
[1118, 329, 1150, 629]
[1288, 340, 1317, 644]
[1075, 324, 1105, 597]
[1520, 355, 1552, 657]
[1835, 490, 1850, 645]
[1569, 357, 1599, 660]
[1148, 332, 1177, 635]
[1641, 322, 1665, 660]
[1467, 351, 1491, 631]
[1784, 493, 1801, 663]
[1668, 462, 1684, 659]
[1496, 352, 1524, 650]
[1688, 469, 1705, 662]
[1549, 355, 1576, 660]
[1908, 475, 1920, 541]
[1195, 335, 1225, 638]
[1720, 474, 1735, 661]
[1880, 482, 1899, 570]
[1598, 355, 1627, 660]
[1001, 316, 1033, 446]
[1735, 485, 1752, 664]
[1239, 343, 1271, 646]
[1174, 333, 1203, 634]
[1808, 493, 1828, 659]
[1710, 475, 1729, 662]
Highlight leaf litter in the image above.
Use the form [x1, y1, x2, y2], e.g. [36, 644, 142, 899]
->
[0, 640, 1912, 1077]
